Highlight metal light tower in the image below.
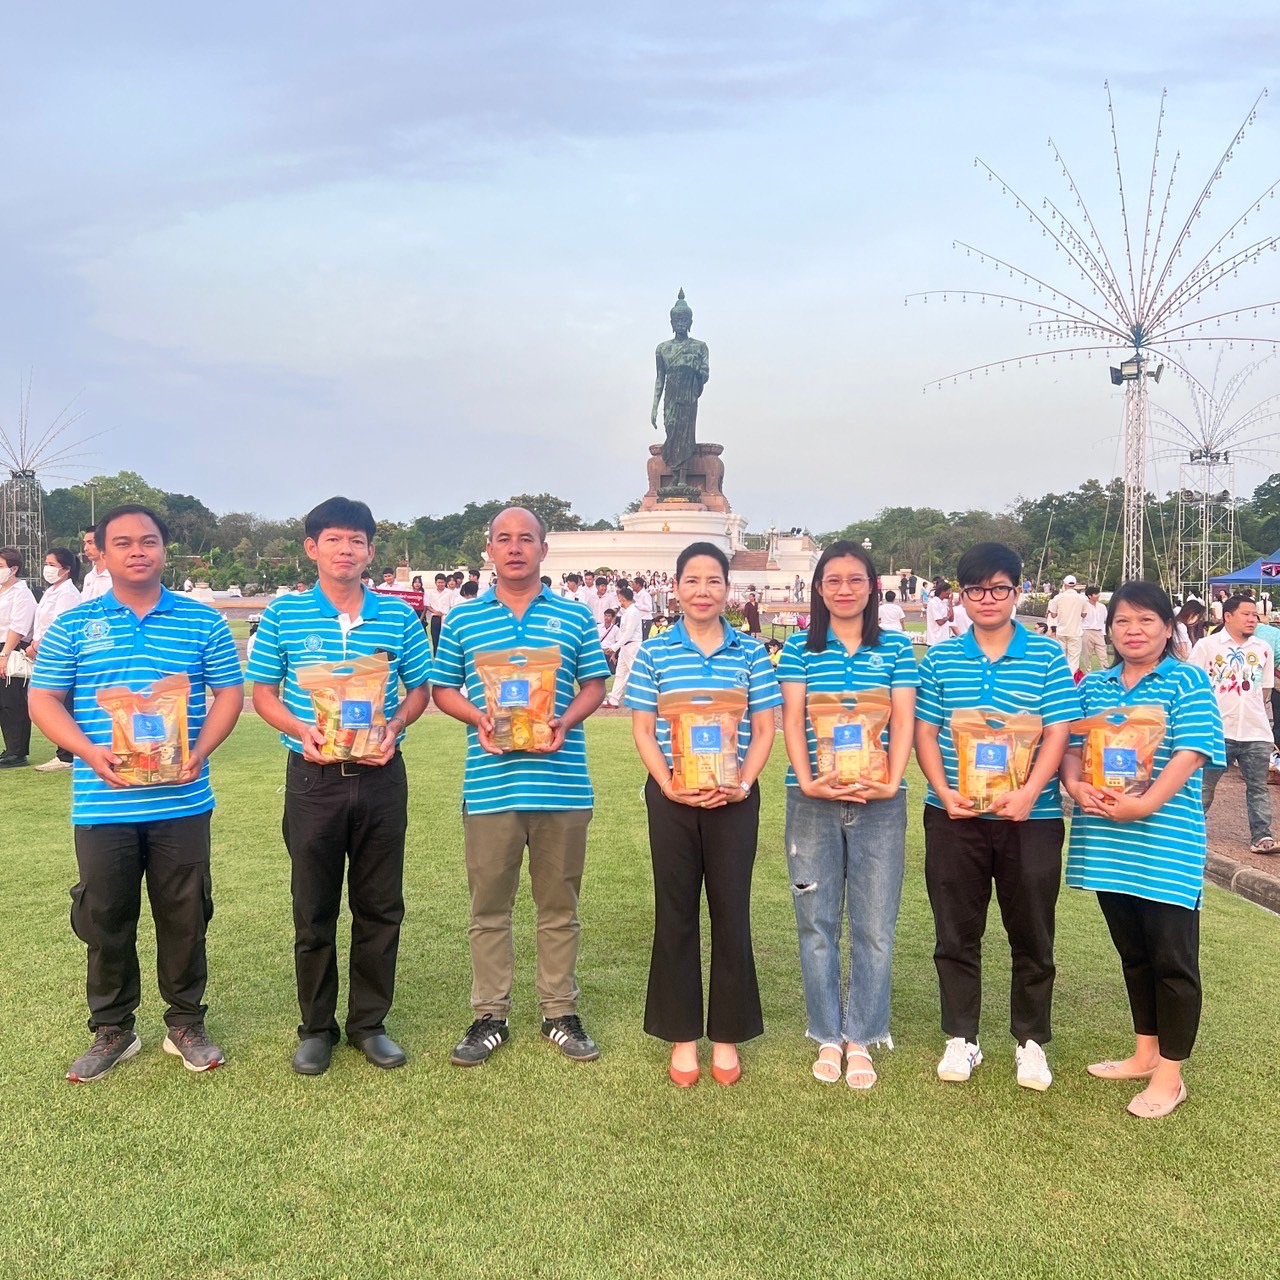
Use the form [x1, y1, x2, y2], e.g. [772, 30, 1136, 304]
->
[909, 85, 1280, 585]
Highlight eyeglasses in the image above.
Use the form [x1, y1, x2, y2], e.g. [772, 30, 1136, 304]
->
[822, 576, 870, 590]
[961, 584, 1016, 602]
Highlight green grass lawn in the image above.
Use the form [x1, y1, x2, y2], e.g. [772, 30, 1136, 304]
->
[2, 716, 1276, 1279]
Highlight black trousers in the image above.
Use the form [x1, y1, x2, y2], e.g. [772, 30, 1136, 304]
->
[0, 674, 31, 756]
[70, 813, 214, 1031]
[1097, 891, 1201, 1061]
[1272, 688, 1280, 749]
[282, 751, 408, 1043]
[430, 615, 442, 652]
[923, 806, 1064, 1045]
[643, 777, 764, 1044]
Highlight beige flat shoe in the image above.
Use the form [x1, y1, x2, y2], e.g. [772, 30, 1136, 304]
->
[1126, 1081, 1188, 1118]
[1088, 1060, 1157, 1081]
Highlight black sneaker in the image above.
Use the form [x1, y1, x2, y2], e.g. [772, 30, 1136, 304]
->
[163, 1021, 225, 1072]
[0, 755, 29, 769]
[540, 1014, 600, 1061]
[450, 1015, 509, 1066]
[66, 1026, 142, 1082]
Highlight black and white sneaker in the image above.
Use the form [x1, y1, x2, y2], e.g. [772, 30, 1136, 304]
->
[450, 1015, 509, 1066]
[66, 1026, 142, 1083]
[540, 1014, 600, 1061]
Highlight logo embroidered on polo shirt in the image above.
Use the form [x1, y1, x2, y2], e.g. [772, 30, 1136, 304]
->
[867, 653, 885, 670]
[304, 635, 323, 652]
[736, 670, 750, 688]
[83, 620, 109, 641]
[544, 618, 563, 633]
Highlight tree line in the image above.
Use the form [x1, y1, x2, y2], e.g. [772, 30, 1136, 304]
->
[40, 470, 1280, 592]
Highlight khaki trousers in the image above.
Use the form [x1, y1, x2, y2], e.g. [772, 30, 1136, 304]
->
[1081, 629, 1108, 671]
[1060, 632, 1083, 675]
[463, 808, 592, 1018]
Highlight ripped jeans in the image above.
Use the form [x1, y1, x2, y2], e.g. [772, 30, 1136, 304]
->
[784, 786, 907, 1048]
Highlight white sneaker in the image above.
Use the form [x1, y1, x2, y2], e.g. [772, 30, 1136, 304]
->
[1016, 1039, 1052, 1091]
[937, 1037, 983, 1082]
[34, 757, 73, 772]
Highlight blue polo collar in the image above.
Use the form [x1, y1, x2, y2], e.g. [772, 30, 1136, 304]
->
[1096, 654, 1179, 685]
[484, 584, 555, 609]
[311, 582, 384, 621]
[960, 622, 1029, 661]
[101, 586, 177, 616]
[670, 616, 742, 656]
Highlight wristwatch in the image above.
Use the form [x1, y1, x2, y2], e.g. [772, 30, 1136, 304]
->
[739, 780, 752, 797]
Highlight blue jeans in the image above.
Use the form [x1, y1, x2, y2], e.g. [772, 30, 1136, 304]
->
[1202, 738, 1273, 843]
[784, 787, 907, 1047]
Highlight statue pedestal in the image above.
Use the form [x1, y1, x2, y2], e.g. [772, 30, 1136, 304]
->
[640, 443, 729, 513]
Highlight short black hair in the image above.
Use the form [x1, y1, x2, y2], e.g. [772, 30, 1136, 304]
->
[884, 589, 896, 602]
[97, 503, 170, 549]
[459, 581, 479, 598]
[1224, 594, 1257, 617]
[540, 575, 552, 587]
[469, 568, 481, 577]
[304, 496, 375, 542]
[955, 542, 1021, 589]
[1086, 584, 1101, 597]
[1106, 581, 1176, 664]
[617, 584, 634, 602]
[381, 567, 395, 577]
[47, 546, 80, 583]
[595, 576, 608, 588]
[676, 541, 730, 581]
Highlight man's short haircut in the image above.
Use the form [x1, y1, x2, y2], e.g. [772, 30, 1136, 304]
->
[381, 566, 395, 577]
[81, 526, 97, 537]
[97, 503, 170, 549]
[604, 608, 617, 620]
[566, 573, 580, 585]
[595, 576, 608, 588]
[540, 575, 552, 587]
[617, 584, 635, 602]
[633, 577, 645, 589]
[487, 507, 548, 541]
[1224, 593, 1257, 617]
[1086, 584, 1101, 597]
[435, 573, 446, 583]
[955, 542, 1022, 589]
[468, 568, 481, 578]
[884, 589, 896, 602]
[459, 581, 479, 598]
[304, 496, 375, 542]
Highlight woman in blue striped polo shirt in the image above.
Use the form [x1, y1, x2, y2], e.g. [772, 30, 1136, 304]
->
[1061, 581, 1225, 1119]
[776, 541, 918, 1089]
[626, 541, 782, 1087]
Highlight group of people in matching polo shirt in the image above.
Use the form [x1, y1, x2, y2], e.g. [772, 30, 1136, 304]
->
[31, 497, 1223, 1120]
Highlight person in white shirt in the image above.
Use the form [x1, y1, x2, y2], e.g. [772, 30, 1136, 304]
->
[632, 576, 655, 639]
[0, 546, 39, 767]
[1047, 575, 1089, 674]
[31, 547, 83, 771]
[951, 600, 972, 635]
[1081, 585, 1108, 671]
[877, 589, 906, 631]
[925, 579, 955, 645]
[587, 576, 617, 628]
[604, 585, 644, 707]
[423, 572, 453, 651]
[79, 527, 113, 601]
[598, 608, 620, 658]
[1190, 594, 1275, 853]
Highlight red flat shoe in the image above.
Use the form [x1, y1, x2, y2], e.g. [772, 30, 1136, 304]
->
[669, 1063, 700, 1088]
[710, 1061, 741, 1086]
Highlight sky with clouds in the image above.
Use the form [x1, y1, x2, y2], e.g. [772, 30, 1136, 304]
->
[2, 1, 1278, 533]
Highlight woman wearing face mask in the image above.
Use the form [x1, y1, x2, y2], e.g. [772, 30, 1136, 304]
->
[0, 546, 39, 768]
[30, 548, 82, 772]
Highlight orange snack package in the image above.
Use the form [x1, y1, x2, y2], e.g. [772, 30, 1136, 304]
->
[95, 674, 191, 786]
[659, 689, 748, 790]
[951, 708, 1044, 813]
[807, 690, 892, 784]
[475, 648, 561, 752]
[1073, 705, 1166, 795]
[297, 653, 392, 761]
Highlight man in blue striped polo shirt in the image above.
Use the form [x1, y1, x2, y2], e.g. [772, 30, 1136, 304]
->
[432, 506, 609, 1066]
[30, 504, 245, 1083]
[247, 497, 432, 1076]
[915, 542, 1081, 1092]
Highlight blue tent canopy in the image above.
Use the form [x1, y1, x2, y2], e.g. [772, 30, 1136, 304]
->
[1208, 549, 1280, 588]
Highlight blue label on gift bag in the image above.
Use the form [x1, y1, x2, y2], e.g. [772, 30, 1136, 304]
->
[974, 741, 1009, 772]
[690, 724, 722, 754]
[1102, 746, 1138, 778]
[340, 699, 373, 729]
[132, 713, 167, 743]
[499, 678, 530, 708]
[833, 722, 864, 751]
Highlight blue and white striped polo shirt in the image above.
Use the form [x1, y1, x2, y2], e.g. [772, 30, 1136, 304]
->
[245, 583, 433, 754]
[624, 618, 782, 769]
[776, 627, 919, 787]
[430, 587, 611, 814]
[1065, 658, 1225, 910]
[916, 624, 1082, 820]
[31, 588, 244, 826]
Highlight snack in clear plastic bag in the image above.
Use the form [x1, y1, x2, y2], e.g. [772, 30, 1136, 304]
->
[659, 688, 748, 790]
[807, 689, 892, 784]
[951, 708, 1043, 813]
[475, 648, 561, 751]
[1074, 705, 1166, 795]
[95, 674, 191, 785]
[297, 653, 391, 761]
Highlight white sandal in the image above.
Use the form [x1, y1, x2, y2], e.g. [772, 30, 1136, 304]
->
[812, 1043, 842, 1083]
[845, 1047, 877, 1090]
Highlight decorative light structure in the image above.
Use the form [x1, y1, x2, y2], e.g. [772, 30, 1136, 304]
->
[0, 376, 96, 588]
[1150, 356, 1280, 600]
[908, 84, 1280, 582]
